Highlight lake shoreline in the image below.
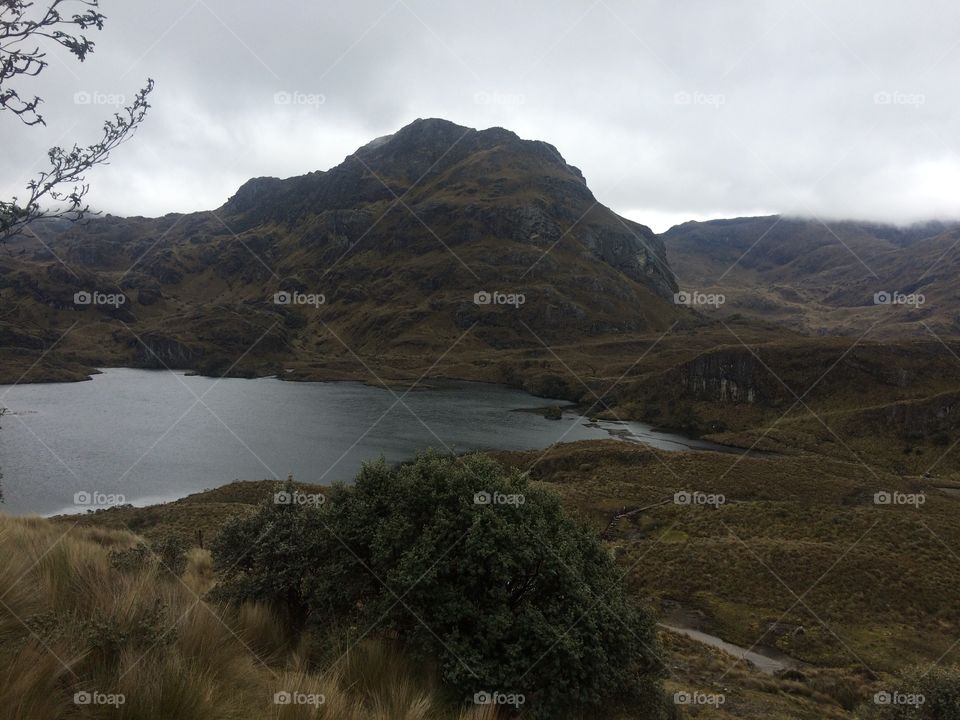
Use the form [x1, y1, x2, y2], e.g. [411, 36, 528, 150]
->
[1, 369, 743, 516]
[0, 363, 754, 452]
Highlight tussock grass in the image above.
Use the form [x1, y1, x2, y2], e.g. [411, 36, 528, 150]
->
[0, 640, 79, 720]
[183, 546, 215, 594]
[493, 440, 960, 672]
[0, 514, 503, 720]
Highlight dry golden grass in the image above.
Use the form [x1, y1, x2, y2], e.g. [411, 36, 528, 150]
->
[0, 514, 506, 720]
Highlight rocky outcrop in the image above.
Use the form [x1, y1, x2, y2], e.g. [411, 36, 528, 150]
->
[580, 223, 675, 298]
[862, 391, 960, 437]
[224, 176, 286, 214]
[119, 332, 201, 368]
[673, 350, 766, 403]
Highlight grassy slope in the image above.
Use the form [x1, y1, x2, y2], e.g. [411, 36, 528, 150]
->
[8, 505, 861, 719]
[0, 513, 511, 720]
[50, 437, 960, 719]
[491, 441, 960, 673]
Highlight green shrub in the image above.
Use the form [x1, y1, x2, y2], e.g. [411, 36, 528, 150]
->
[109, 535, 187, 577]
[152, 534, 188, 577]
[211, 481, 322, 629]
[857, 665, 960, 719]
[109, 542, 151, 572]
[83, 602, 170, 663]
[213, 452, 666, 718]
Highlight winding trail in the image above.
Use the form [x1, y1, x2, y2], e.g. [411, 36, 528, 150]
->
[658, 623, 802, 675]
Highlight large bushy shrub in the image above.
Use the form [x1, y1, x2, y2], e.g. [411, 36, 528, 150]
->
[213, 452, 666, 718]
[211, 487, 322, 628]
[108, 534, 187, 577]
[857, 666, 960, 720]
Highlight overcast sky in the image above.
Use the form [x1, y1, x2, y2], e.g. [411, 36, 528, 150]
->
[2, 0, 959, 232]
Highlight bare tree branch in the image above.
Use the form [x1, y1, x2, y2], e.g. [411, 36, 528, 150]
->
[0, 78, 154, 240]
[1, 0, 105, 125]
[0, 0, 154, 241]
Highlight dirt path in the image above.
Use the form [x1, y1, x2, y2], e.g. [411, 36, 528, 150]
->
[658, 623, 802, 675]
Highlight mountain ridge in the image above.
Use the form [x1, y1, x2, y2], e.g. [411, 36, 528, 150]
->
[0, 118, 680, 384]
[661, 214, 960, 337]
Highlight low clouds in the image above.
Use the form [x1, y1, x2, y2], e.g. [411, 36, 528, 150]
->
[1, 0, 958, 231]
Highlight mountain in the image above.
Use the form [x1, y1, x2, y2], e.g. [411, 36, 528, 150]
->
[4, 129, 960, 472]
[662, 215, 960, 338]
[0, 118, 679, 384]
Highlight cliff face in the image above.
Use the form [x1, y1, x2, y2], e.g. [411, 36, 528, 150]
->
[864, 391, 960, 438]
[660, 341, 959, 409]
[677, 351, 762, 403]
[123, 333, 202, 368]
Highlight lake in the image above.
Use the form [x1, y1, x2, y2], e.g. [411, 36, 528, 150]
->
[0, 368, 733, 516]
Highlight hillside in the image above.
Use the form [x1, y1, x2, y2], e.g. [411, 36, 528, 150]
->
[662, 215, 960, 338]
[54, 442, 960, 720]
[0, 118, 679, 384]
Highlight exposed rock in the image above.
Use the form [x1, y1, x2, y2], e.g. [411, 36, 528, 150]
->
[119, 332, 200, 368]
[675, 350, 764, 403]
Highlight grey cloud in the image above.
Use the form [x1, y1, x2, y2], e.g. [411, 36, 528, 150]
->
[1, 0, 958, 231]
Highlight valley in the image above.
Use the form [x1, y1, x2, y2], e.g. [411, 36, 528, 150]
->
[2, 118, 959, 719]
[4, 0, 960, 715]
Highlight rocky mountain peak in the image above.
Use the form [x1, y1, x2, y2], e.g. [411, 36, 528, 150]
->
[348, 118, 587, 187]
[212, 119, 676, 322]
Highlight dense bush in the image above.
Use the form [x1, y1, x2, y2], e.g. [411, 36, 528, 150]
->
[213, 451, 666, 718]
[857, 665, 960, 720]
[109, 541, 151, 572]
[109, 535, 188, 576]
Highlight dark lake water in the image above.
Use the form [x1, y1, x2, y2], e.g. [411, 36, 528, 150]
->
[0, 368, 733, 516]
